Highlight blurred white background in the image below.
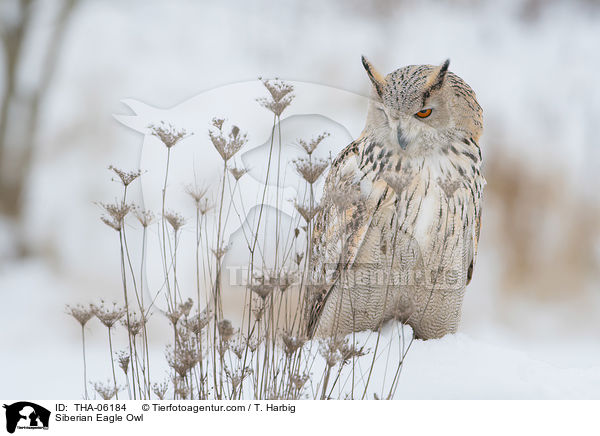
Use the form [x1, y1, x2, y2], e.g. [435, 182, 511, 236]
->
[1, 0, 599, 398]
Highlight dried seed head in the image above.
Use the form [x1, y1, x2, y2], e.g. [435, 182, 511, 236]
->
[293, 157, 329, 185]
[217, 340, 230, 358]
[212, 118, 225, 130]
[248, 282, 272, 300]
[166, 329, 201, 378]
[338, 339, 368, 364]
[198, 198, 214, 216]
[248, 274, 276, 300]
[218, 319, 235, 342]
[260, 78, 294, 102]
[277, 271, 295, 292]
[164, 210, 186, 232]
[294, 201, 321, 223]
[225, 366, 252, 392]
[99, 201, 131, 231]
[152, 380, 169, 400]
[109, 166, 141, 187]
[174, 379, 190, 399]
[209, 120, 247, 162]
[183, 308, 211, 336]
[92, 380, 120, 400]
[211, 244, 229, 261]
[257, 78, 295, 117]
[121, 313, 146, 337]
[149, 122, 189, 148]
[319, 338, 343, 368]
[295, 252, 304, 266]
[281, 332, 307, 356]
[179, 298, 194, 318]
[101, 217, 121, 231]
[251, 300, 265, 322]
[92, 301, 125, 328]
[116, 350, 130, 374]
[133, 206, 155, 228]
[328, 185, 360, 211]
[166, 309, 182, 326]
[289, 373, 309, 391]
[66, 304, 94, 327]
[297, 132, 330, 156]
[246, 335, 261, 353]
[185, 184, 209, 208]
[228, 166, 249, 181]
[231, 340, 245, 359]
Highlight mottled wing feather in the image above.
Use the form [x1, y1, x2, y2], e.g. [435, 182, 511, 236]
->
[467, 199, 482, 285]
[307, 138, 388, 336]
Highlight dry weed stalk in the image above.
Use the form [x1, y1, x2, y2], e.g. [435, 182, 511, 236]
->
[70, 78, 413, 400]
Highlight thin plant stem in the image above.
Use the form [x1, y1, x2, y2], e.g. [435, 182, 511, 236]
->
[81, 325, 88, 400]
[107, 327, 118, 400]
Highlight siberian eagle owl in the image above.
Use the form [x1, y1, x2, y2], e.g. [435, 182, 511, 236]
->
[307, 57, 484, 340]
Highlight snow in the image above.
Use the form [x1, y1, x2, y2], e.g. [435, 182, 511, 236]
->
[1, 0, 600, 399]
[1, 259, 598, 399]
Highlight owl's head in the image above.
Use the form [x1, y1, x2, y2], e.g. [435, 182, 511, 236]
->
[361, 56, 482, 152]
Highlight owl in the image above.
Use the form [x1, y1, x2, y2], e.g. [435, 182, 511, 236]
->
[306, 57, 484, 340]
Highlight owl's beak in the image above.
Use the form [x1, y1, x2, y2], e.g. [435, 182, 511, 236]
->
[397, 126, 408, 150]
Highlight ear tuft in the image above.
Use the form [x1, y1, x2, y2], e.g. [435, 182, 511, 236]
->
[361, 55, 386, 98]
[427, 59, 450, 92]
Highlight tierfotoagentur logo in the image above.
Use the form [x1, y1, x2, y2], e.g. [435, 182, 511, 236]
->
[3, 402, 50, 434]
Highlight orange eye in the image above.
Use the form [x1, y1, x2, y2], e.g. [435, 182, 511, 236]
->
[416, 108, 432, 118]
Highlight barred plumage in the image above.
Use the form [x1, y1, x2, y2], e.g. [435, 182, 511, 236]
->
[307, 57, 484, 340]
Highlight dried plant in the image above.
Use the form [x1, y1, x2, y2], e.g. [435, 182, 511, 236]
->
[293, 157, 329, 184]
[164, 210, 186, 232]
[92, 302, 125, 328]
[298, 132, 330, 156]
[185, 184, 209, 207]
[225, 367, 252, 394]
[319, 338, 343, 368]
[66, 304, 94, 399]
[109, 165, 141, 187]
[66, 304, 94, 327]
[294, 201, 321, 223]
[117, 351, 130, 375]
[152, 380, 169, 400]
[92, 380, 121, 401]
[133, 206, 155, 228]
[218, 319, 235, 342]
[251, 300, 266, 322]
[76, 78, 414, 402]
[229, 166, 249, 181]
[211, 245, 229, 261]
[166, 309, 182, 327]
[338, 339, 368, 364]
[248, 281, 274, 300]
[121, 313, 145, 337]
[198, 198, 214, 215]
[166, 332, 200, 378]
[329, 185, 360, 211]
[182, 309, 211, 336]
[290, 373, 309, 391]
[209, 119, 247, 162]
[281, 332, 306, 356]
[99, 201, 131, 231]
[150, 122, 189, 148]
[257, 78, 294, 117]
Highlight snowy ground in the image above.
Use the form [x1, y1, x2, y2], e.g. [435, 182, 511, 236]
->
[1, 0, 600, 399]
[1, 259, 599, 399]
